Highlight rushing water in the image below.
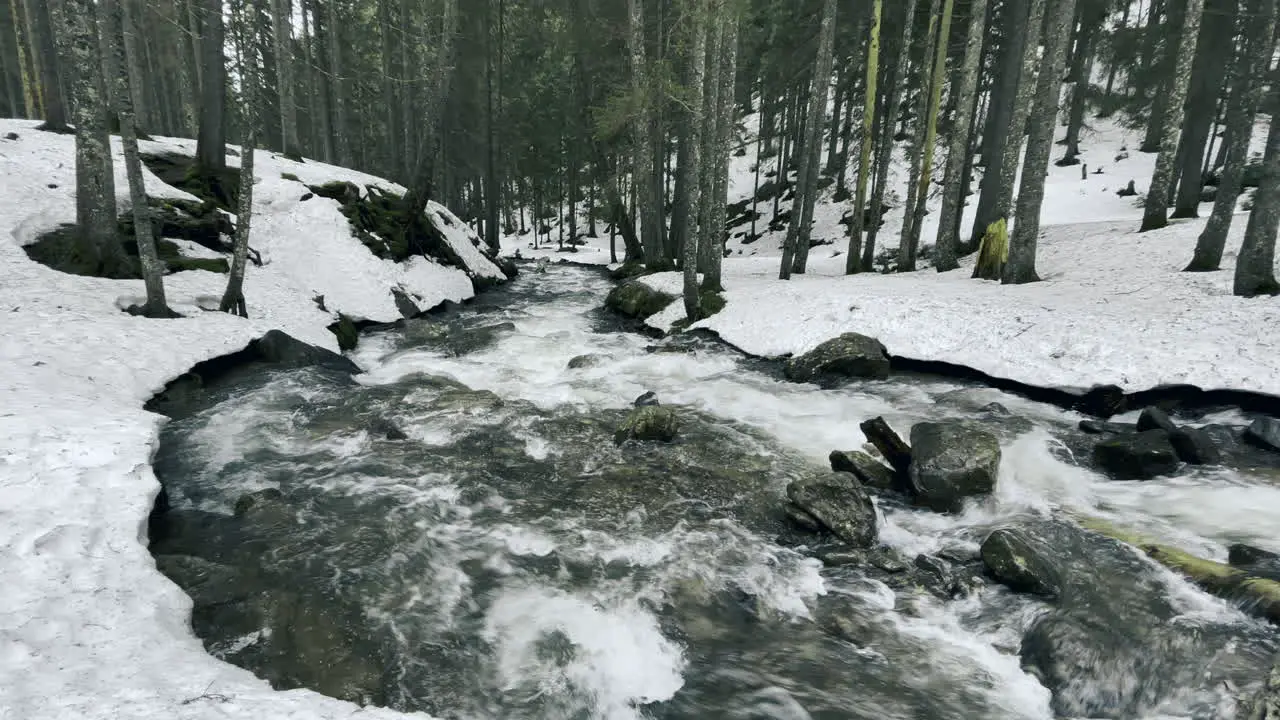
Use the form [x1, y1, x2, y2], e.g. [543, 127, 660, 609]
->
[152, 264, 1280, 720]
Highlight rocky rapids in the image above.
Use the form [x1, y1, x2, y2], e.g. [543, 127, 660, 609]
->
[149, 263, 1280, 720]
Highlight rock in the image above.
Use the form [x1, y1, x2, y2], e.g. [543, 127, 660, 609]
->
[907, 422, 1001, 512]
[330, 314, 359, 351]
[153, 554, 251, 607]
[1168, 426, 1221, 465]
[605, 279, 676, 320]
[817, 548, 867, 567]
[981, 402, 1010, 415]
[368, 416, 408, 440]
[785, 472, 878, 547]
[1199, 185, 1218, 203]
[858, 416, 913, 476]
[828, 449, 897, 491]
[783, 333, 891, 386]
[1078, 419, 1137, 435]
[391, 287, 421, 318]
[300, 192, 314, 201]
[1228, 543, 1280, 583]
[980, 528, 1062, 598]
[3, 131, 18, 140]
[567, 353, 605, 369]
[1245, 417, 1280, 453]
[1074, 384, 1127, 417]
[614, 405, 680, 443]
[253, 330, 362, 375]
[1136, 406, 1177, 434]
[633, 390, 660, 407]
[783, 503, 824, 532]
[1243, 657, 1280, 720]
[1092, 430, 1180, 479]
[234, 488, 286, 518]
[608, 262, 648, 281]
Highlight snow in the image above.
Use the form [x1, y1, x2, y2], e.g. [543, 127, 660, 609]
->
[0, 118, 509, 720]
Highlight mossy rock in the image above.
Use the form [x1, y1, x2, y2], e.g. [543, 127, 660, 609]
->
[166, 256, 230, 274]
[614, 405, 680, 443]
[140, 152, 240, 211]
[605, 280, 676, 320]
[280, 172, 301, 182]
[329, 315, 359, 352]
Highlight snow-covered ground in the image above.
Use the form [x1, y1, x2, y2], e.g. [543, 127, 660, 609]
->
[0, 118, 508, 719]
[523, 107, 1280, 396]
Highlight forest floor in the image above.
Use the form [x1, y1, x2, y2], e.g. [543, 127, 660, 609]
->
[0, 118, 496, 720]
[507, 111, 1280, 396]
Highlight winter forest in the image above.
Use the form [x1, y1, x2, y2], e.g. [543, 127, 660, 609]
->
[6, 0, 1280, 719]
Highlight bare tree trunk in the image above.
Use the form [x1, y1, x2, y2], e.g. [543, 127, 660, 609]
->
[105, 0, 173, 316]
[55, 0, 128, 276]
[272, 0, 299, 158]
[1187, 0, 1277, 271]
[846, 0, 882, 274]
[1171, 0, 1235, 218]
[11, 0, 36, 116]
[1004, 0, 1080, 284]
[325, 0, 350, 167]
[698, 10, 722, 275]
[1061, 0, 1106, 162]
[969, 0, 1030, 246]
[1234, 97, 1280, 296]
[25, 0, 68, 130]
[195, 0, 225, 171]
[863, 0, 917, 272]
[681, 0, 707, 321]
[992, 0, 1047, 224]
[1141, 0, 1206, 231]
[790, 0, 832, 276]
[933, 0, 988, 271]
[901, 0, 955, 271]
[705, 8, 739, 289]
[221, 0, 256, 316]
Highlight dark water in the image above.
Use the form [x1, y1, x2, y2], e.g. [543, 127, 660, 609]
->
[151, 265, 1280, 720]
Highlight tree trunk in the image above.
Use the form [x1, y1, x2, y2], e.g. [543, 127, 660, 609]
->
[704, 9, 739, 289]
[326, 0, 349, 167]
[195, 0, 225, 171]
[1140, 0, 1205, 231]
[1171, 0, 1235, 218]
[105, 0, 172, 316]
[783, 0, 836, 278]
[1062, 0, 1106, 161]
[11, 0, 36, 117]
[1233, 97, 1280, 296]
[1004, 0, 1080, 284]
[933, 0, 989, 271]
[25, 0, 68, 130]
[898, 0, 941, 270]
[901, 0, 955, 271]
[55, 0, 127, 276]
[221, 0, 256, 316]
[1187, 0, 1276, 271]
[992, 0, 1048, 226]
[969, 0, 1031, 247]
[273, 0, 299, 158]
[845, 0, 883, 274]
[698, 8, 722, 275]
[483, 0, 500, 253]
[863, 0, 917, 272]
[1141, 0, 1186, 152]
[681, 0, 707, 321]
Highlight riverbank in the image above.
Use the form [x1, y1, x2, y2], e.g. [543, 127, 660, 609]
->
[0, 119, 504, 720]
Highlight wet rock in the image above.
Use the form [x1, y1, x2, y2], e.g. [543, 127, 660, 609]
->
[614, 405, 680, 443]
[233, 489, 296, 538]
[1074, 384, 1127, 418]
[433, 388, 505, 414]
[391, 287, 420, 318]
[605, 279, 676, 320]
[783, 333, 891, 386]
[1245, 417, 1280, 453]
[154, 554, 251, 607]
[981, 402, 1010, 415]
[234, 487, 286, 517]
[445, 321, 516, 356]
[634, 390, 660, 407]
[567, 353, 605, 369]
[817, 548, 866, 567]
[1243, 657, 1280, 720]
[1078, 419, 1137, 435]
[859, 416, 913, 476]
[1228, 544, 1280, 583]
[1136, 406, 1178, 434]
[907, 422, 1000, 512]
[253, 330, 362, 375]
[785, 472, 878, 547]
[783, 503, 824, 532]
[980, 527, 1062, 598]
[828, 449, 897, 491]
[1092, 430, 1180, 479]
[368, 416, 408, 440]
[1168, 426, 1221, 465]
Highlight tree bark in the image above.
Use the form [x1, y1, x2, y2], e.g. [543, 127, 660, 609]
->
[992, 0, 1048, 226]
[273, 0, 299, 158]
[1141, 0, 1187, 152]
[195, 0, 225, 171]
[1233, 97, 1280, 296]
[863, 0, 918, 272]
[1140, 0, 1205, 231]
[783, 0, 835, 278]
[25, 0, 68, 130]
[845, 0, 883, 274]
[326, 0, 349, 167]
[1187, 0, 1277, 271]
[704, 9, 739, 289]
[1003, 0, 1080, 284]
[221, 0, 256, 316]
[1062, 0, 1106, 161]
[681, 0, 706, 321]
[1171, 0, 1235, 218]
[933, 0, 988, 271]
[105, 0, 172, 316]
[10, 0, 36, 117]
[901, 0, 955, 271]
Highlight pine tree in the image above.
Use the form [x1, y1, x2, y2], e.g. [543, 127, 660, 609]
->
[681, 0, 707, 321]
[195, 0, 227, 173]
[845, 0, 882, 275]
[900, 0, 954, 271]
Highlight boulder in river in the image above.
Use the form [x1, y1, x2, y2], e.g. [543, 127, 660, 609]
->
[605, 279, 676, 320]
[1078, 419, 1137, 435]
[567, 353, 605, 369]
[1245, 417, 1280, 453]
[785, 472, 878, 547]
[1168, 426, 1221, 465]
[980, 527, 1062, 599]
[253, 330, 362, 375]
[783, 333, 891, 386]
[1136, 406, 1178, 434]
[634, 390, 660, 407]
[1092, 429, 1180, 479]
[614, 405, 680, 443]
[829, 449, 897, 492]
[907, 422, 1001, 512]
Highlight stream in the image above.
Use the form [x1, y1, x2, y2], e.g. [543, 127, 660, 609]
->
[150, 264, 1280, 720]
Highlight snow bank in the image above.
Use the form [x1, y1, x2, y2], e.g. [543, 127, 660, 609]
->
[0, 118, 506, 719]
[641, 217, 1280, 396]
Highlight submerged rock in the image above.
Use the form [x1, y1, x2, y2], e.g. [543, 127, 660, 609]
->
[1168, 426, 1221, 465]
[980, 527, 1062, 598]
[783, 333, 891, 386]
[634, 390, 660, 407]
[1092, 430, 1180, 479]
[1078, 419, 1137, 435]
[828, 449, 897, 491]
[907, 422, 1000, 512]
[567, 353, 605, 369]
[368, 416, 408, 440]
[614, 405, 680, 443]
[785, 472, 878, 547]
[605, 279, 676, 320]
[1245, 417, 1280, 453]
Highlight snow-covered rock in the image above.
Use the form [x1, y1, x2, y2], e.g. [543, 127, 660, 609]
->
[0, 118, 511, 720]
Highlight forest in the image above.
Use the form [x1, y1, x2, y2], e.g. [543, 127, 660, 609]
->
[2, 0, 1277, 318]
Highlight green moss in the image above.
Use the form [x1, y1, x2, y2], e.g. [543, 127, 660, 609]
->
[330, 314, 359, 352]
[605, 280, 676, 319]
[167, 256, 229, 274]
[698, 290, 726, 317]
[281, 172, 301, 182]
